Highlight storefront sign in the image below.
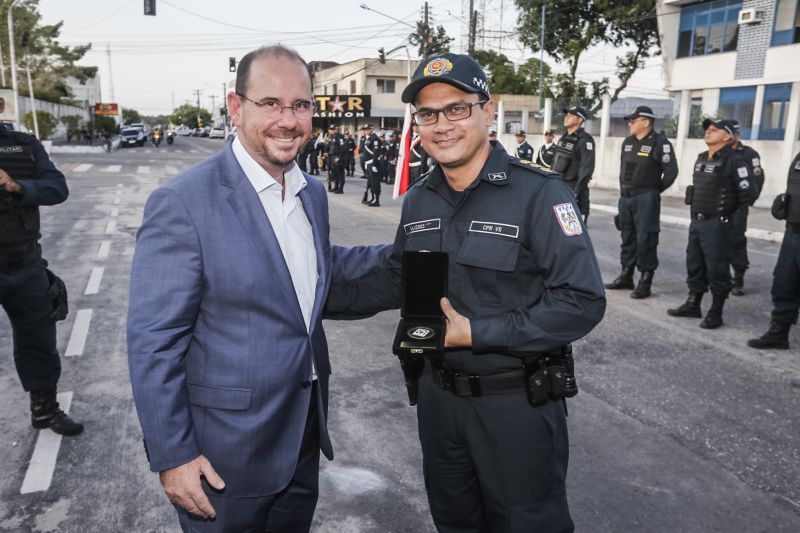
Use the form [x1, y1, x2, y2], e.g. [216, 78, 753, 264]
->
[313, 95, 370, 118]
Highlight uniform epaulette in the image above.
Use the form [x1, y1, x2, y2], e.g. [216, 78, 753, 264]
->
[509, 157, 558, 178]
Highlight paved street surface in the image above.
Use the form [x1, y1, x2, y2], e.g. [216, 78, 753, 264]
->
[1, 137, 798, 532]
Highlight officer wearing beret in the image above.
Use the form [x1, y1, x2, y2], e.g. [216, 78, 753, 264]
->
[727, 119, 764, 296]
[747, 151, 800, 349]
[328, 53, 605, 533]
[605, 106, 678, 298]
[515, 130, 534, 161]
[537, 129, 556, 169]
[668, 119, 755, 329]
[0, 123, 82, 436]
[552, 106, 595, 224]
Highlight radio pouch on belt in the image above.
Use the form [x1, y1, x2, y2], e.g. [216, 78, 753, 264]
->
[46, 269, 68, 321]
[684, 185, 694, 206]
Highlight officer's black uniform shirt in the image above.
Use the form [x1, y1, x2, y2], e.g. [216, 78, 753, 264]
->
[619, 129, 678, 194]
[516, 141, 534, 161]
[537, 143, 556, 168]
[0, 125, 68, 208]
[692, 145, 756, 214]
[734, 141, 764, 201]
[328, 143, 606, 375]
[555, 127, 595, 192]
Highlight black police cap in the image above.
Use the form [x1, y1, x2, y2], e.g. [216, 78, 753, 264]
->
[516, 130, 526, 136]
[702, 118, 735, 135]
[401, 53, 491, 104]
[562, 106, 590, 121]
[328, 123, 338, 129]
[730, 119, 741, 130]
[623, 106, 656, 121]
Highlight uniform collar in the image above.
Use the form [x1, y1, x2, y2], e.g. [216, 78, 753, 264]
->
[425, 142, 511, 192]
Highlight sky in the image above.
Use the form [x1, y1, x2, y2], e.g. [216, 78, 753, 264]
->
[39, 0, 668, 116]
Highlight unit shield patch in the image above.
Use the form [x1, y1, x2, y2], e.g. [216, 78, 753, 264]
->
[553, 203, 583, 236]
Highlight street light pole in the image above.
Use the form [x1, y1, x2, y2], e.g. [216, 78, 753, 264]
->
[8, 0, 21, 129]
[25, 61, 38, 138]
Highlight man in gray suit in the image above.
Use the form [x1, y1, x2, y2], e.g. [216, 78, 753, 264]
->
[127, 45, 383, 532]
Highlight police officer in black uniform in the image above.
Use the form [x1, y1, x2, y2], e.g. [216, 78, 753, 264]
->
[727, 119, 764, 296]
[408, 123, 429, 183]
[668, 119, 755, 329]
[537, 129, 556, 169]
[385, 131, 398, 185]
[307, 133, 320, 175]
[488, 129, 498, 148]
[345, 132, 356, 177]
[362, 124, 382, 206]
[515, 130, 534, 161]
[605, 106, 678, 298]
[747, 151, 800, 349]
[378, 132, 389, 183]
[326, 123, 346, 194]
[327, 52, 605, 533]
[552, 106, 595, 224]
[357, 125, 367, 176]
[0, 123, 82, 436]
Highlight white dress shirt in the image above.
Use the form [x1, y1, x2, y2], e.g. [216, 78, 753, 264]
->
[232, 138, 319, 375]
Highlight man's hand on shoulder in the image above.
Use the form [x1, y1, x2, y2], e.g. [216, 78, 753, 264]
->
[0, 169, 23, 194]
[441, 297, 472, 348]
[159, 455, 225, 519]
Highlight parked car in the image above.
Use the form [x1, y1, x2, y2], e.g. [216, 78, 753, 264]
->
[175, 125, 191, 136]
[209, 127, 225, 139]
[191, 127, 203, 137]
[120, 127, 146, 147]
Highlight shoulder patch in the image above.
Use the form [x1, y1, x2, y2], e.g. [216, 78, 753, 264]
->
[585, 142, 593, 151]
[662, 154, 670, 164]
[737, 166, 748, 178]
[553, 203, 583, 236]
[663, 144, 671, 153]
[487, 172, 507, 182]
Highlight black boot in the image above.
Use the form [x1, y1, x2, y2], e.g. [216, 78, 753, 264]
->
[731, 272, 745, 296]
[361, 190, 369, 204]
[605, 266, 634, 290]
[30, 386, 84, 436]
[747, 320, 791, 349]
[368, 193, 380, 207]
[667, 292, 703, 318]
[700, 294, 726, 329]
[631, 271, 654, 299]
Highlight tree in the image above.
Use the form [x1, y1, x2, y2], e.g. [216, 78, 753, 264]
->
[473, 50, 553, 95]
[60, 114, 83, 142]
[23, 109, 56, 139]
[168, 104, 211, 129]
[123, 108, 142, 125]
[409, 12, 453, 58]
[95, 116, 118, 135]
[0, 1, 96, 101]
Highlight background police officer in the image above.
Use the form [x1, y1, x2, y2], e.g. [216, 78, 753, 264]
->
[748, 151, 800, 349]
[605, 106, 678, 298]
[552, 106, 595, 224]
[328, 52, 605, 533]
[357, 125, 367, 175]
[385, 131, 398, 185]
[537, 129, 556, 168]
[0, 123, 82, 436]
[515, 130, 534, 161]
[326, 123, 347, 194]
[408, 123, 429, 183]
[668, 119, 755, 329]
[488, 129, 498, 147]
[728, 119, 764, 296]
[345, 132, 356, 177]
[361, 124, 382, 206]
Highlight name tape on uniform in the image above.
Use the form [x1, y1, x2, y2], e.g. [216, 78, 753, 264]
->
[468, 221, 519, 238]
[404, 218, 441, 236]
[553, 203, 583, 236]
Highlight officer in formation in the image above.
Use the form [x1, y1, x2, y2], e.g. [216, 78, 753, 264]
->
[667, 119, 755, 329]
[357, 125, 367, 175]
[326, 123, 347, 194]
[552, 106, 595, 224]
[727, 120, 764, 296]
[488, 129, 498, 147]
[345, 132, 356, 177]
[328, 52, 605, 533]
[515, 130, 534, 161]
[0, 123, 82, 436]
[361, 124, 382, 207]
[408, 123, 429, 183]
[748, 151, 800, 349]
[378, 132, 388, 183]
[537, 129, 556, 168]
[605, 106, 678, 299]
[384, 131, 398, 185]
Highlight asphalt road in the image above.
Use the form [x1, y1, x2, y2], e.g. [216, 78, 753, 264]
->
[0, 136, 798, 532]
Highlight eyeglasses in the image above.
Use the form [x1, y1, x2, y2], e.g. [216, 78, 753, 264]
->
[236, 93, 315, 119]
[412, 101, 487, 126]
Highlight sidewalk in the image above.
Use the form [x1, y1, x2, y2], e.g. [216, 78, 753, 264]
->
[590, 187, 785, 243]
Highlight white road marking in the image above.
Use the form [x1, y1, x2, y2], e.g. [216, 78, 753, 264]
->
[144, 149, 153, 154]
[104, 220, 116, 234]
[113, 197, 120, 205]
[84, 267, 104, 295]
[137, 165, 151, 174]
[20, 392, 74, 494]
[190, 149, 198, 153]
[73, 163, 92, 172]
[117, 183, 123, 189]
[164, 165, 180, 176]
[110, 207, 119, 217]
[65, 309, 93, 357]
[102, 165, 121, 173]
[97, 241, 111, 259]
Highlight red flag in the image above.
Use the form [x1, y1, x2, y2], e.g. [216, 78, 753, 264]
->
[393, 104, 414, 199]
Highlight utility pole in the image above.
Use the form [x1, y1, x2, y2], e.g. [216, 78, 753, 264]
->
[423, 2, 429, 57]
[106, 42, 115, 102]
[209, 94, 217, 117]
[193, 89, 202, 128]
[468, 8, 477, 54]
[539, 5, 546, 111]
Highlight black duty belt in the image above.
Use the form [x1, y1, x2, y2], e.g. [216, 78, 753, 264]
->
[691, 212, 730, 222]
[0, 246, 38, 271]
[788, 222, 800, 234]
[621, 187, 658, 198]
[429, 362, 527, 397]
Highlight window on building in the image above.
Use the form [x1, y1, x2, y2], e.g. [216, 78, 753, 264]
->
[718, 86, 756, 139]
[677, 0, 742, 58]
[772, 0, 800, 45]
[350, 80, 357, 94]
[331, 83, 337, 95]
[376, 79, 395, 94]
[759, 83, 792, 140]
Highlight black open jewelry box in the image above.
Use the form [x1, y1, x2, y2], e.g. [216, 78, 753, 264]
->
[392, 251, 448, 356]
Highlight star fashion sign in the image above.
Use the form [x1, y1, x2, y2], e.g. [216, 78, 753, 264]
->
[313, 95, 372, 118]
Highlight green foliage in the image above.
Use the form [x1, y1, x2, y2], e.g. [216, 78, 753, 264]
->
[0, 1, 96, 101]
[95, 116, 118, 135]
[664, 107, 711, 139]
[168, 104, 211, 129]
[22, 109, 56, 139]
[409, 19, 453, 57]
[122, 108, 142, 125]
[472, 50, 553, 96]
[60, 114, 83, 142]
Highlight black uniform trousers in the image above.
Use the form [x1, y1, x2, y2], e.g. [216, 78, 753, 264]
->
[686, 217, 734, 297]
[771, 228, 800, 325]
[417, 373, 573, 533]
[297, 154, 308, 173]
[575, 186, 590, 216]
[0, 247, 60, 392]
[176, 382, 322, 533]
[366, 164, 381, 196]
[617, 190, 661, 272]
[345, 153, 355, 176]
[309, 152, 319, 175]
[730, 207, 749, 276]
[329, 163, 345, 193]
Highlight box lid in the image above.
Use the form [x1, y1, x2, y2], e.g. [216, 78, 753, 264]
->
[401, 251, 448, 318]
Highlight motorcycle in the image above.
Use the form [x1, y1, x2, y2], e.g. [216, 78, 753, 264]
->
[152, 131, 161, 147]
[166, 131, 175, 145]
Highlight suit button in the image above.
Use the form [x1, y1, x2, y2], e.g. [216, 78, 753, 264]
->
[302, 380, 312, 389]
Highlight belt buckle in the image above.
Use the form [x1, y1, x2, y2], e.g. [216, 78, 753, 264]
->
[697, 213, 705, 221]
[720, 216, 728, 223]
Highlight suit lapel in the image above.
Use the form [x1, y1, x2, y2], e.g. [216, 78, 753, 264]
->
[299, 185, 327, 332]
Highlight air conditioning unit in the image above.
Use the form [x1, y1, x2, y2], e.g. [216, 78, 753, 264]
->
[738, 9, 764, 24]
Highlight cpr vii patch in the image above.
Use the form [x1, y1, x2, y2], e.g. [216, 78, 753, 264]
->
[553, 203, 583, 236]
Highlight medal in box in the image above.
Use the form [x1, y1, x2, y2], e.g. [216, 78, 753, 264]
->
[392, 251, 448, 356]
